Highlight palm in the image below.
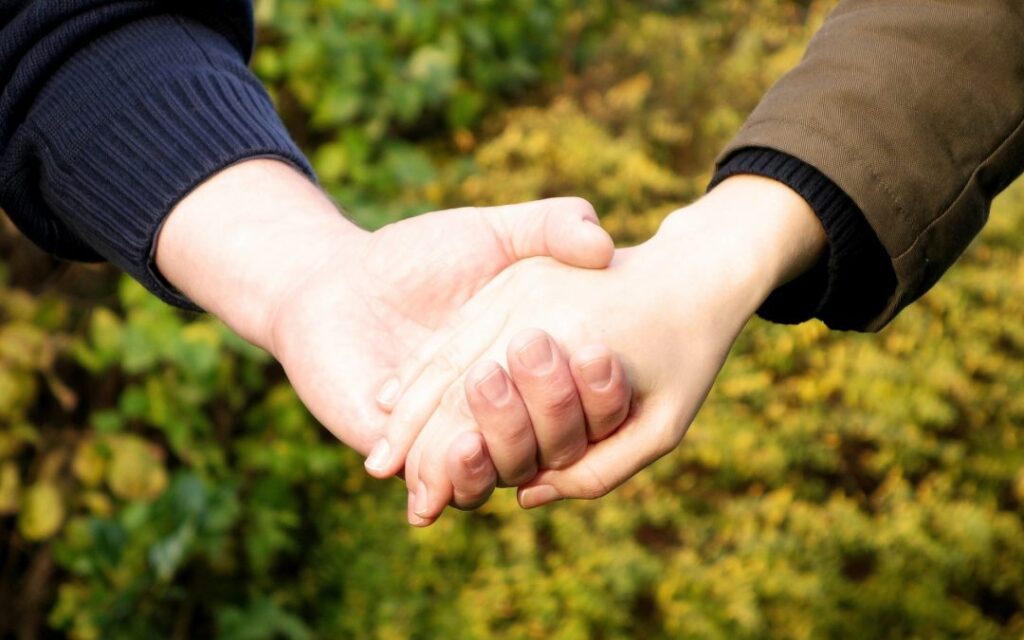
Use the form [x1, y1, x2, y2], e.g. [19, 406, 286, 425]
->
[268, 200, 610, 455]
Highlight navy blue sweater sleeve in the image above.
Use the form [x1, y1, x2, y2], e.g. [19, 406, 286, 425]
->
[709, 147, 897, 331]
[0, 1, 313, 308]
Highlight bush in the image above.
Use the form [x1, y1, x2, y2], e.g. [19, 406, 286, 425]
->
[0, 1, 1021, 638]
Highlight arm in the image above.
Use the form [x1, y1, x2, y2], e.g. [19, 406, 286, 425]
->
[0, 1, 310, 306]
[718, 0, 1024, 331]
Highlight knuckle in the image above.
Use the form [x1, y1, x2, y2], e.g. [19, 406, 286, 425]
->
[585, 402, 630, 441]
[544, 440, 587, 471]
[426, 346, 461, 383]
[452, 485, 494, 511]
[490, 417, 534, 448]
[576, 460, 612, 500]
[586, 398, 620, 422]
[586, 416, 618, 442]
[560, 196, 596, 217]
[441, 382, 472, 417]
[541, 386, 581, 419]
[486, 429, 537, 484]
[577, 484, 609, 501]
[435, 346, 460, 377]
[651, 415, 686, 455]
[501, 462, 539, 488]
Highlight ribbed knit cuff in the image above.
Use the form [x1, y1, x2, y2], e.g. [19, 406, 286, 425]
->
[25, 14, 314, 310]
[709, 147, 895, 330]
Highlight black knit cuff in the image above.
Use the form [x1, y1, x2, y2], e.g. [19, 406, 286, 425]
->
[708, 147, 895, 330]
[24, 15, 314, 310]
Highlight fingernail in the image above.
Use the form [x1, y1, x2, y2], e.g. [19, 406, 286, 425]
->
[407, 492, 428, 526]
[409, 514, 430, 527]
[376, 377, 400, 408]
[519, 485, 562, 509]
[464, 446, 489, 475]
[364, 439, 391, 474]
[580, 358, 613, 390]
[476, 368, 510, 406]
[519, 337, 554, 373]
[414, 481, 431, 517]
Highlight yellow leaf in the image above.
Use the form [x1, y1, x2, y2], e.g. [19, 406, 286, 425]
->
[81, 491, 113, 517]
[18, 482, 64, 541]
[0, 322, 53, 369]
[72, 439, 106, 488]
[107, 437, 167, 501]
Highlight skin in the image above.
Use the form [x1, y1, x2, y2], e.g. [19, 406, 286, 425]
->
[154, 159, 634, 512]
[378, 175, 828, 525]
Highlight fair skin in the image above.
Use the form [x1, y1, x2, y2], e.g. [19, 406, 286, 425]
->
[154, 159, 634, 513]
[377, 174, 827, 524]
[156, 161, 826, 526]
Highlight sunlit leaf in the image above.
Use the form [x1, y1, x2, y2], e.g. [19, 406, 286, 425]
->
[19, 482, 64, 541]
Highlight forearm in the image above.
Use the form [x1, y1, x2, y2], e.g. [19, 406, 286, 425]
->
[709, 149, 895, 329]
[155, 159, 368, 351]
[655, 174, 827, 318]
[719, 0, 1024, 329]
[0, 5, 311, 308]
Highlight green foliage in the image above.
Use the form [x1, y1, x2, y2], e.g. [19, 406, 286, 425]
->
[445, 0, 824, 243]
[1, 1, 1022, 638]
[253, 0, 614, 227]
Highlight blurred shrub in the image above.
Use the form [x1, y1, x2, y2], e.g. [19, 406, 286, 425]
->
[445, 0, 824, 243]
[253, 0, 614, 227]
[1, 1, 1022, 638]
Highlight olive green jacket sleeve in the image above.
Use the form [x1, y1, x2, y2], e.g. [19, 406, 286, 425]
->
[718, 0, 1024, 331]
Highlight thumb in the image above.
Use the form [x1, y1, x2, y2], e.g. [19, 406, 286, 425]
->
[486, 197, 614, 269]
[516, 407, 683, 508]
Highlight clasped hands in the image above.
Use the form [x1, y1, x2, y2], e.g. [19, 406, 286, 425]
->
[157, 160, 826, 527]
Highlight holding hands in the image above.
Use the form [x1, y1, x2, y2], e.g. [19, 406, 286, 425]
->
[158, 160, 824, 526]
[373, 174, 826, 524]
[156, 159, 634, 521]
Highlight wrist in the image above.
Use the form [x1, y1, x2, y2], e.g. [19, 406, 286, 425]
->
[154, 159, 369, 351]
[654, 174, 827, 309]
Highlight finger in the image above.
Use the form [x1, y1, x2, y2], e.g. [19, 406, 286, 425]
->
[404, 436, 431, 527]
[404, 396, 465, 525]
[401, 373, 486, 526]
[507, 329, 587, 470]
[447, 431, 498, 510]
[516, 404, 683, 509]
[409, 470, 450, 528]
[364, 308, 507, 479]
[466, 361, 538, 486]
[403, 422, 445, 528]
[407, 489, 431, 527]
[569, 345, 632, 442]
[485, 197, 614, 269]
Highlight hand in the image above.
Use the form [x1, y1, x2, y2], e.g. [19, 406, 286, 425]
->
[154, 159, 633, 505]
[379, 175, 827, 523]
[395, 336, 634, 521]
